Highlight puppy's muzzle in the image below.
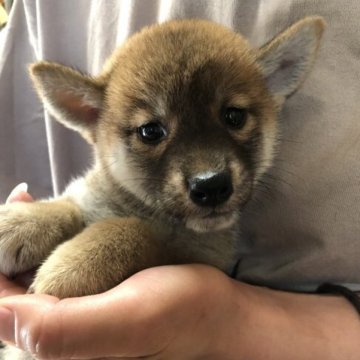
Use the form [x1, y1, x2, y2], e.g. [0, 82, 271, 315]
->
[188, 172, 233, 207]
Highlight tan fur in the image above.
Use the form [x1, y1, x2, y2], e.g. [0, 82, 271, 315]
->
[30, 217, 168, 297]
[0, 17, 324, 359]
[0, 199, 83, 276]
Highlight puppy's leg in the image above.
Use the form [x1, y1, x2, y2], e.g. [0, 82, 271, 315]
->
[30, 217, 167, 298]
[0, 199, 84, 276]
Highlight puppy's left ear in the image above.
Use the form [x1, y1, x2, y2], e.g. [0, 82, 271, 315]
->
[257, 16, 325, 106]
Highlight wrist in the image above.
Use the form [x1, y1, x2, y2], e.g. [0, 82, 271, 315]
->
[214, 280, 360, 360]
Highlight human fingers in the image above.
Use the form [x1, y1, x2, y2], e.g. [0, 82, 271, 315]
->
[6, 183, 34, 204]
[0, 275, 162, 359]
[0, 265, 231, 360]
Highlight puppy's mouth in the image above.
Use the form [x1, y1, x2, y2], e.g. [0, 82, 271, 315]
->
[202, 210, 232, 219]
[185, 210, 238, 233]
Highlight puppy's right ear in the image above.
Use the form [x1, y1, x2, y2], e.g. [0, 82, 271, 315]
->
[29, 62, 105, 143]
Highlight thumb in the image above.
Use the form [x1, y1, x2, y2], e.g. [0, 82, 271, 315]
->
[0, 294, 59, 355]
[0, 289, 142, 359]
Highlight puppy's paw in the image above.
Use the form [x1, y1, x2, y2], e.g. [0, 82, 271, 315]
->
[30, 217, 167, 299]
[28, 227, 110, 298]
[0, 203, 47, 276]
[29, 269, 73, 298]
[29, 253, 103, 298]
[0, 201, 83, 276]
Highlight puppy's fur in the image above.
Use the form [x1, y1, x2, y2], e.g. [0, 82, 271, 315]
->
[0, 18, 324, 359]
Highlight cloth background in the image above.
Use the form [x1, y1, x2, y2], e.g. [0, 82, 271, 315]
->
[0, 0, 359, 291]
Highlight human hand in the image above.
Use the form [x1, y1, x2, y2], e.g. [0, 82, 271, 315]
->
[0, 264, 244, 360]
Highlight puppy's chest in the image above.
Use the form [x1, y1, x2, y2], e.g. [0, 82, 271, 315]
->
[168, 227, 238, 273]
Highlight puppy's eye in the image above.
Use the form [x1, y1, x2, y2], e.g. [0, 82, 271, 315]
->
[138, 122, 167, 144]
[223, 108, 248, 130]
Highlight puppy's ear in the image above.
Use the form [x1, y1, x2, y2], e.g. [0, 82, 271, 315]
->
[257, 17, 325, 106]
[29, 62, 105, 143]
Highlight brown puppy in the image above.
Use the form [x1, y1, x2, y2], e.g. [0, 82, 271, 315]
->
[0, 17, 324, 359]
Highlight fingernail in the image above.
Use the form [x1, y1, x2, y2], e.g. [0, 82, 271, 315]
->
[6, 183, 29, 204]
[0, 307, 14, 343]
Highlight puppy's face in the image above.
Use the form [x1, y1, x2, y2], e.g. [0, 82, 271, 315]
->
[30, 18, 325, 232]
[98, 21, 276, 232]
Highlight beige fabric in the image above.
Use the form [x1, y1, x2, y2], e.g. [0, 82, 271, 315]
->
[238, 1, 360, 290]
[0, 0, 359, 290]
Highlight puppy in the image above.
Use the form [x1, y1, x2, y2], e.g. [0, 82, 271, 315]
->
[0, 17, 324, 359]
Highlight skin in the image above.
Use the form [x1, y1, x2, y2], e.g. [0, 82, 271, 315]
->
[0, 190, 359, 360]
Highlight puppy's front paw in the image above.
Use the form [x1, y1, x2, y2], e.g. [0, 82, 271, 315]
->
[29, 251, 102, 298]
[29, 267, 75, 298]
[30, 217, 166, 298]
[28, 226, 110, 298]
[0, 201, 83, 276]
[0, 203, 45, 276]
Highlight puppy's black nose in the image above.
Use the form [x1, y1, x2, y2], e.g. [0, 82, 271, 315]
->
[188, 172, 233, 207]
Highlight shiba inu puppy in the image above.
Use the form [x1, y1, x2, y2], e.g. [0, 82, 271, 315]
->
[0, 16, 324, 359]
